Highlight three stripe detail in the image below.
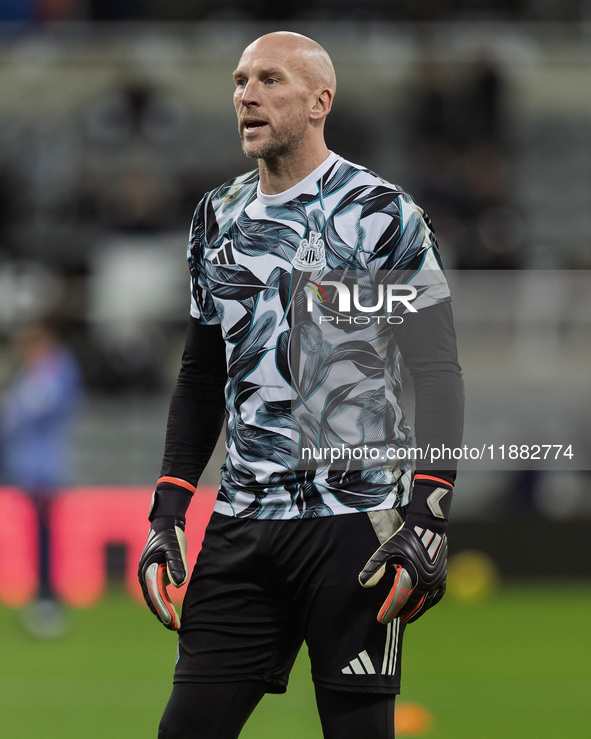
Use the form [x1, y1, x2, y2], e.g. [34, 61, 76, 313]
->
[341, 620, 400, 676]
[414, 525, 443, 561]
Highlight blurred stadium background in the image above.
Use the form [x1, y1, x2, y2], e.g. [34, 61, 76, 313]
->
[0, 1, 590, 737]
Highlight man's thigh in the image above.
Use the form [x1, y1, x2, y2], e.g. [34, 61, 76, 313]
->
[287, 510, 406, 695]
[175, 513, 302, 693]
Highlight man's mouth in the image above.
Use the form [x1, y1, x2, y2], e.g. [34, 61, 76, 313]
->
[243, 119, 268, 132]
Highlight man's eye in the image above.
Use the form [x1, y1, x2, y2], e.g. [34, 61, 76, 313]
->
[266, 78, 276, 85]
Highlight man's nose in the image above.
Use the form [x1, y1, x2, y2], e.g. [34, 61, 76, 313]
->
[239, 80, 259, 106]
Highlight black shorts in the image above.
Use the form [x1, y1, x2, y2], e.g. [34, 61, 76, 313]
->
[174, 509, 406, 695]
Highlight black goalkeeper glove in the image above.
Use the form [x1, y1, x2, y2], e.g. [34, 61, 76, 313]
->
[359, 474, 453, 625]
[138, 477, 194, 631]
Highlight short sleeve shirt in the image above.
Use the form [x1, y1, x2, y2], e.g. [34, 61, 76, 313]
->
[188, 152, 450, 519]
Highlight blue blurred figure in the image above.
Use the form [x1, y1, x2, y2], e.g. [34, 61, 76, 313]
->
[0, 319, 84, 637]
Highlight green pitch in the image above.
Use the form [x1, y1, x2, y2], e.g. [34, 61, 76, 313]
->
[1, 583, 590, 738]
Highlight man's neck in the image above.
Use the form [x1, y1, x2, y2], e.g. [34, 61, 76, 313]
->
[257, 143, 331, 195]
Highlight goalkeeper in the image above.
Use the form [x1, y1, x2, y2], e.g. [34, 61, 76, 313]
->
[138, 31, 464, 739]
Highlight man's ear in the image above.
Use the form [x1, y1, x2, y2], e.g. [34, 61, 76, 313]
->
[310, 88, 333, 121]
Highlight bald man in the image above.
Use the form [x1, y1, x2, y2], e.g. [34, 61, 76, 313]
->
[139, 31, 463, 738]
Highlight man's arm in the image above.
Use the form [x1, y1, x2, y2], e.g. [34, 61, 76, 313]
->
[396, 300, 464, 482]
[160, 318, 227, 485]
[360, 301, 464, 624]
[138, 318, 227, 629]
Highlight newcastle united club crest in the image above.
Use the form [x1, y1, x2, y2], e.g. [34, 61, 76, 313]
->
[292, 231, 327, 271]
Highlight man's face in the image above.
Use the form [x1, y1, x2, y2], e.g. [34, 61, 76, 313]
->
[233, 40, 316, 161]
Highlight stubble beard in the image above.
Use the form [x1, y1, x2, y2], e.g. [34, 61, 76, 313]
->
[242, 137, 291, 161]
[241, 116, 307, 162]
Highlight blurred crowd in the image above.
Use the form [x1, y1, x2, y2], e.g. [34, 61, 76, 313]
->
[1, 0, 590, 23]
[0, 74, 227, 392]
[406, 56, 525, 271]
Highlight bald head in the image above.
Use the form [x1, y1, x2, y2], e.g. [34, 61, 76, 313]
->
[239, 31, 336, 97]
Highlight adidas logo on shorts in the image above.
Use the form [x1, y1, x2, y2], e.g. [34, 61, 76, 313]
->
[341, 650, 376, 675]
[341, 620, 401, 676]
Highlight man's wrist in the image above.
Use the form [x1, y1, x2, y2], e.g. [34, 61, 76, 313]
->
[148, 476, 195, 522]
[405, 475, 454, 534]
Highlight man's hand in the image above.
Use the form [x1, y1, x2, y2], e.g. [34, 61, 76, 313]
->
[359, 522, 448, 624]
[359, 475, 453, 625]
[138, 518, 189, 630]
[137, 477, 194, 631]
